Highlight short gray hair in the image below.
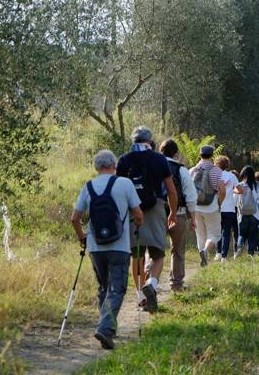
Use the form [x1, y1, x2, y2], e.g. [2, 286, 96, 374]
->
[93, 149, 117, 171]
[130, 126, 153, 143]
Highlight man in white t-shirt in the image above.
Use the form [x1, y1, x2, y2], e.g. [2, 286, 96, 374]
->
[214, 156, 239, 261]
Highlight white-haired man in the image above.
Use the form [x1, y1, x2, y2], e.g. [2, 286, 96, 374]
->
[71, 149, 143, 350]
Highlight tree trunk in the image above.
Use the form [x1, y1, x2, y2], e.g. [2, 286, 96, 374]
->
[160, 78, 167, 135]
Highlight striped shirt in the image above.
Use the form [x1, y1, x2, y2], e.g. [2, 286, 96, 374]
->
[189, 160, 223, 213]
[193, 160, 222, 191]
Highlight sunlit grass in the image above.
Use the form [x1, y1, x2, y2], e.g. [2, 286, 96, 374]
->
[0, 243, 97, 327]
[76, 256, 259, 375]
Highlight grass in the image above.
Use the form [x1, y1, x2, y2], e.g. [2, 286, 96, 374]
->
[0, 243, 98, 324]
[75, 255, 259, 375]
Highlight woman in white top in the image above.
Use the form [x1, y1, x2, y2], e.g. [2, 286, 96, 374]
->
[234, 165, 259, 258]
[214, 156, 239, 261]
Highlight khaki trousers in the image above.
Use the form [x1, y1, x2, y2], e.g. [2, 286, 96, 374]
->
[195, 210, 221, 251]
[168, 214, 188, 288]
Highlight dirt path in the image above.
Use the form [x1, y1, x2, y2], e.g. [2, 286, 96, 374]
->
[13, 263, 198, 375]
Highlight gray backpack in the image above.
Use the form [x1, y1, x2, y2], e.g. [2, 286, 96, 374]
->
[192, 166, 216, 205]
[237, 184, 257, 215]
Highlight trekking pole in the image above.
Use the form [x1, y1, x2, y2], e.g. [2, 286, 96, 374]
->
[57, 248, 86, 347]
[135, 227, 142, 338]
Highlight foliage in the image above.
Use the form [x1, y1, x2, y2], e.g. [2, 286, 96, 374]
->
[1, 0, 259, 195]
[0, 100, 50, 197]
[173, 133, 225, 167]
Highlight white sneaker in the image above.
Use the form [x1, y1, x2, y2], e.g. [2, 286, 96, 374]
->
[214, 253, 222, 261]
[221, 257, 227, 263]
[234, 248, 242, 260]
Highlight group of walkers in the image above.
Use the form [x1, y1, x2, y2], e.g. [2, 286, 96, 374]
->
[71, 125, 259, 350]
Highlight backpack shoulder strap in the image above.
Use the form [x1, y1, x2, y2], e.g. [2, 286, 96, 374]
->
[104, 175, 128, 221]
[87, 175, 118, 198]
[103, 175, 118, 195]
[168, 160, 182, 173]
[87, 180, 97, 198]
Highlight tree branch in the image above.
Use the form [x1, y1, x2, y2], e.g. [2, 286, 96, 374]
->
[103, 60, 129, 130]
[87, 109, 116, 134]
[118, 73, 153, 108]
[117, 73, 153, 143]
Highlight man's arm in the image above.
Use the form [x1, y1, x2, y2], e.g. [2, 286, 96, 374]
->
[181, 167, 197, 229]
[211, 166, 226, 206]
[164, 176, 178, 228]
[71, 210, 86, 246]
[218, 180, 226, 206]
[234, 185, 244, 194]
[131, 206, 144, 228]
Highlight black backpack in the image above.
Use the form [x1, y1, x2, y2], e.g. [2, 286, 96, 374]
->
[167, 160, 186, 209]
[127, 152, 157, 211]
[87, 176, 127, 245]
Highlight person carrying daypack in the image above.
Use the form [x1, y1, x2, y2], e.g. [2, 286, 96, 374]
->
[190, 146, 226, 267]
[116, 126, 178, 313]
[192, 165, 216, 206]
[159, 139, 197, 292]
[233, 165, 259, 258]
[213, 156, 239, 262]
[71, 149, 143, 350]
[87, 175, 127, 244]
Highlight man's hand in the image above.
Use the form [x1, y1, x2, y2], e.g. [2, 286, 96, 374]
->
[132, 207, 144, 228]
[79, 236, 86, 249]
[168, 212, 177, 229]
[189, 217, 196, 231]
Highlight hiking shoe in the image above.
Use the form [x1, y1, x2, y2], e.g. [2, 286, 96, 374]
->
[214, 253, 222, 261]
[138, 299, 147, 307]
[234, 248, 242, 260]
[94, 332, 115, 350]
[138, 298, 147, 311]
[142, 284, 158, 314]
[200, 250, 208, 267]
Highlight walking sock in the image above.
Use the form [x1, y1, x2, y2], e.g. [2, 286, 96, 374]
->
[137, 290, 146, 302]
[146, 277, 158, 291]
